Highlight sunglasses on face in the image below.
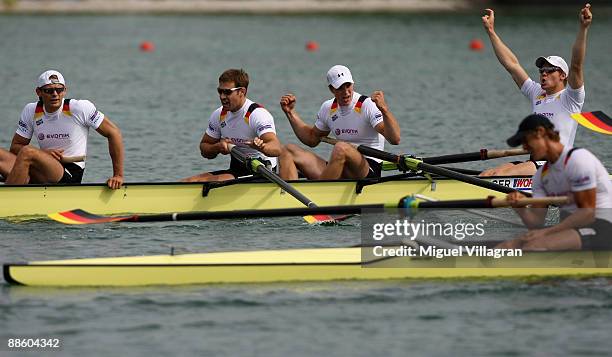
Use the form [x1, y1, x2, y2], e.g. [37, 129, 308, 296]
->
[217, 87, 243, 96]
[40, 87, 65, 95]
[539, 66, 561, 75]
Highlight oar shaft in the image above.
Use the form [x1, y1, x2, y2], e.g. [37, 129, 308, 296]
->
[129, 205, 386, 222]
[409, 196, 568, 209]
[422, 149, 527, 165]
[229, 144, 318, 208]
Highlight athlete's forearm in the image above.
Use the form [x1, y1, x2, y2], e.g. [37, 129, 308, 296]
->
[107, 131, 124, 177]
[200, 142, 220, 159]
[569, 26, 588, 88]
[513, 206, 547, 228]
[551, 208, 595, 233]
[486, 31, 528, 87]
[380, 108, 401, 145]
[285, 110, 320, 147]
[9, 142, 26, 155]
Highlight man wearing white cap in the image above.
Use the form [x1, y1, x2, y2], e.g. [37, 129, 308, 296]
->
[0, 70, 124, 189]
[278, 65, 400, 180]
[480, 4, 593, 177]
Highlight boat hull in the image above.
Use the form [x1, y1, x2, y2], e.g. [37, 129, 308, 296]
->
[5, 247, 611, 286]
[0, 176, 534, 219]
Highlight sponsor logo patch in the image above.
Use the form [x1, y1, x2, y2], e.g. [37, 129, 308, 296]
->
[35, 118, 43, 126]
[46, 133, 70, 139]
[257, 124, 272, 132]
[331, 114, 338, 121]
[18, 120, 28, 129]
[571, 175, 592, 187]
[38, 133, 45, 141]
[220, 122, 226, 128]
[89, 110, 102, 123]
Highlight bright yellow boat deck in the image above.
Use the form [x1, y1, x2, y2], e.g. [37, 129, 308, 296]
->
[5, 247, 611, 286]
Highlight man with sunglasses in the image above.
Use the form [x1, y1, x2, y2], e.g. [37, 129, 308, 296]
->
[480, 4, 592, 177]
[182, 69, 281, 182]
[496, 114, 611, 251]
[0, 70, 124, 189]
[278, 65, 400, 180]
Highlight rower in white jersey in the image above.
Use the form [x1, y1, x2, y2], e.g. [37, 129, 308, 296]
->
[480, 3, 592, 177]
[0, 70, 124, 189]
[278, 65, 401, 180]
[497, 114, 612, 251]
[181, 69, 282, 182]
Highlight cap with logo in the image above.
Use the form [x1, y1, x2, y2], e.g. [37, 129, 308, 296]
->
[36, 70, 66, 88]
[535, 55, 569, 76]
[506, 114, 555, 147]
[326, 65, 354, 89]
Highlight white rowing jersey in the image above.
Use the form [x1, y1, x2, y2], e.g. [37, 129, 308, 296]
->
[521, 79, 584, 147]
[315, 92, 384, 162]
[15, 98, 105, 169]
[532, 146, 612, 223]
[205, 98, 277, 168]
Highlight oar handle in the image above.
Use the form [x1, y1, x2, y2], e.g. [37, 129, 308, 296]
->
[229, 144, 318, 208]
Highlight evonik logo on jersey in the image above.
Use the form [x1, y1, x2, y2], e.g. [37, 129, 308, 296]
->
[335, 128, 359, 136]
[40, 133, 70, 140]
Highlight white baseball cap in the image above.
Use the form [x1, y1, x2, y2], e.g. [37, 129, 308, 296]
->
[36, 70, 66, 88]
[326, 65, 354, 89]
[535, 56, 569, 76]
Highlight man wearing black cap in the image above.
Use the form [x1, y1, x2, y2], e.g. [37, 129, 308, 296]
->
[497, 114, 611, 251]
[480, 4, 592, 176]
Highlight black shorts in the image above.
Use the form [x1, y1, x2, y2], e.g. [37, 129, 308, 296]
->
[59, 163, 84, 184]
[577, 219, 612, 250]
[365, 158, 382, 178]
[211, 157, 276, 178]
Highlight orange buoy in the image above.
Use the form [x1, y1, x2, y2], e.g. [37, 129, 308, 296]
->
[305, 40, 319, 52]
[140, 41, 155, 52]
[469, 39, 484, 51]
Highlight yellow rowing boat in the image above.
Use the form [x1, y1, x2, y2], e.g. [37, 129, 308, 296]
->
[4, 246, 611, 286]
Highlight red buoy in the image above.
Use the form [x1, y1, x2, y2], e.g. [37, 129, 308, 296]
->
[305, 40, 319, 52]
[469, 39, 484, 51]
[140, 41, 155, 52]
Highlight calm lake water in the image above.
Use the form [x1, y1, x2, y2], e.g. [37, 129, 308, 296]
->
[1, 12, 611, 356]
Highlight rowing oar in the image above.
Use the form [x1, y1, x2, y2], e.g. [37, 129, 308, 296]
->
[382, 148, 527, 169]
[321, 137, 530, 197]
[401, 195, 568, 209]
[48, 196, 567, 225]
[229, 144, 316, 208]
[228, 144, 346, 224]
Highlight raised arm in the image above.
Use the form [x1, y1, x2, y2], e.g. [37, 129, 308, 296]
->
[371, 91, 400, 145]
[568, 3, 592, 89]
[482, 9, 529, 88]
[96, 117, 124, 189]
[280, 94, 326, 147]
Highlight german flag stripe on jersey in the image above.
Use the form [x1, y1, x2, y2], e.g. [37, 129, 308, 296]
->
[244, 103, 262, 124]
[219, 109, 228, 122]
[330, 99, 338, 115]
[570, 111, 612, 135]
[34, 99, 71, 119]
[354, 95, 368, 113]
[62, 99, 72, 116]
[34, 100, 44, 119]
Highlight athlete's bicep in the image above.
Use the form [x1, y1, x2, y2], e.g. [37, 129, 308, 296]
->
[573, 188, 597, 209]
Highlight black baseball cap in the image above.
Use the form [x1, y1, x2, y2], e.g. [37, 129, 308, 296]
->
[506, 114, 555, 147]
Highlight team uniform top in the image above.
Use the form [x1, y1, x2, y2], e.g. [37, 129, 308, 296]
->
[521, 79, 585, 147]
[532, 147, 612, 223]
[315, 92, 384, 162]
[15, 98, 105, 169]
[205, 98, 277, 168]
